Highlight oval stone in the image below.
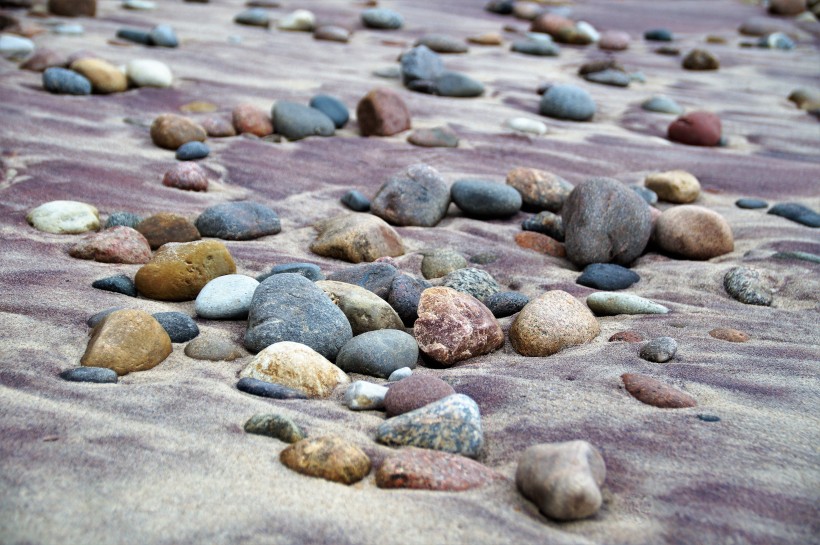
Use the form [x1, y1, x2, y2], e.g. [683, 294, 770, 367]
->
[196, 201, 281, 241]
[280, 436, 371, 485]
[451, 179, 522, 219]
[655, 205, 733, 260]
[135, 240, 236, 301]
[510, 290, 600, 357]
[80, 309, 172, 376]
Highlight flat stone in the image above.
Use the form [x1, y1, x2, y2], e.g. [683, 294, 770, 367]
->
[514, 231, 565, 257]
[0, 35, 34, 61]
[433, 71, 484, 98]
[639, 337, 678, 363]
[201, 116, 236, 137]
[421, 250, 468, 280]
[272, 100, 334, 141]
[244, 413, 305, 443]
[468, 32, 503, 46]
[371, 163, 450, 227]
[136, 213, 200, 250]
[641, 95, 684, 115]
[277, 9, 314, 31]
[314, 25, 350, 43]
[149, 24, 178, 47]
[69, 226, 151, 263]
[232, 104, 272, 137]
[326, 263, 399, 300]
[668, 111, 722, 147]
[586, 292, 669, 315]
[185, 334, 247, 361]
[384, 374, 455, 417]
[356, 87, 412, 137]
[415, 34, 468, 54]
[340, 190, 370, 211]
[361, 7, 403, 29]
[162, 162, 209, 191]
[767, 202, 820, 227]
[539, 85, 596, 121]
[388, 273, 431, 326]
[510, 290, 600, 356]
[92, 274, 137, 297]
[135, 240, 236, 301]
[376, 448, 499, 491]
[259, 263, 324, 282]
[150, 114, 206, 150]
[280, 436, 371, 485]
[583, 69, 631, 87]
[622, 373, 696, 408]
[772, 251, 820, 264]
[506, 167, 573, 212]
[644, 28, 673, 41]
[682, 49, 719, 70]
[511, 39, 561, 56]
[175, 141, 209, 160]
[645, 170, 701, 203]
[344, 381, 388, 410]
[504, 117, 548, 135]
[81, 309, 172, 376]
[735, 198, 768, 210]
[196, 201, 280, 241]
[576, 263, 640, 291]
[709, 328, 750, 343]
[407, 126, 459, 148]
[27, 200, 99, 234]
[117, 28, 152, 45]
[451, 179, 522, 219]
[655, 205, 734, 260]
[70, 58, 127, 94]
[310, 213, 404, 263]
[317, 280, 404, 336]
[483, 291, 529, 318]
[723, 267, 773, 306]
[152, 311, 199, 343]
[309, 95, 348, 128]
[234, 8, 270, 27]
[237, 377, 308, 399]
[599, 30, 630, 50]
[609, 330, 644, 342]
[60, 367, 118, 384]
[195, 274, 259, 320]
[126, 59, 173, 88]
[441, 268, 501, 300]
[521, 211, 564, 240]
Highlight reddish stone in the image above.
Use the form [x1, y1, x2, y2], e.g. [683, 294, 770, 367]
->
[668, 111, 722, 147]
[20, 48, 66, 72]
[200, 116, 236, 138]
[514, 231, 566, 257]
[384, 374, 455, 417]
[609, 330, 643, 343]
[621, 373, 697, 409]
[162, 162, 209, 192]
[376, 448, 500, 491]
[136, 213, 201, 250]
[48, 0, 96, 16]
[531, 13, 573, 36]
[709, 328, 750, 343]
[232, 104, 273, 137]
[68, 226, 152, 264]
[356, 88, 411, 137]
[150, 114, 207, 150]
[598, 30, 630, 51]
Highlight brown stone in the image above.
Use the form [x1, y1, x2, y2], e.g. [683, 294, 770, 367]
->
[609, 330, 644, 343]
[413, 287, 503, 366]
[356, 87, 411, 137]
[682, 49, 719, 70]
[150, 114, 207, 150]
[514, 231, 566, 257]
[68, 226, 152, 264]
[769, 0, 806, 16]
[376, 448, 499, 491]
[505, 167, 573, 212]
[621, 373, 697, 408]
[668, 111, 722, 147]
[510, 290, 600, 357]
[709, 328, 750, 343]
[48, 0, 96, 16]
[280, 436, 371, 485]
[310, 213, 405, 263]
[135, 240, 236, 301]
[644, 170, 701, 204]
[80, 309, 172, 376]
[20, 48, 66, 72]
[162, 162, 209, 192]
[655, 205, 733, 260]
[136, 213, 201, 250]
[407, 126, 459, 148]
[200, 116, 237, 137]
[232, 103, 273, 137]
[184, 334, 248, 361]
[467, 32, 502, 46]
[384, 374, 456, 417]
[69, 58, 127, 94]
[531, 13, 573, 36]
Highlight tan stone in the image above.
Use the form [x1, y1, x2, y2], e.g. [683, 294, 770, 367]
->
[280, 436, 371, 484]
[655, 205, 733, 260]
[184, 335, 248, 361]
[505, 167, 572, 212]
[135, 240, 236, 301]
[239, 341, 349, 398]
[645, 170, 701, 204]
[510, 290, 600, 356]
[150, 114, 207, 150]
[81, 309, 172, 376]
[316, 280, 404, 335]
[70, 58, 127, 94]
[467, 32, 503, 46]
[310, 213, 404, 263]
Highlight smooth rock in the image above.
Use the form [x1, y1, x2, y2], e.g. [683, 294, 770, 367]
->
[723, 267, 773, 306]
[314, 25, 350, 43]
[599, 30, 629, 50]
[451, 179, 522, 219]
[309, 94, 348, 129]
[759, 32, 795, 50]
[48, 0, 95, 16]
[344, 381, 388, 410]
[441, 268, 501, 300]
[609, 330, 644, 342]
[272, 100, 335, 140]
[149, 24, 178, 47]
[244, 413, 305, 443]
[586, 292, 669, 315]
[175, 141, 209, 160]
[422, 250, 468, 279]
[531, 12, 573, 36]
[356, 87, 412, 137]
[641, 95, 683, 115]
[0, 35, 34, 61]
[310, 213, 404, 263]
[506, 167, 573, 212]
[577, 263, 640, 290]
[644, 28, 673, 41]
[583, 69, 631, 87]
[539, 85, 596, 121]
[280, 436, 371, 485]
[521, 211, 564, 241]
[384, 374, 455, 416]
[514, 231, 565, 257]
[767, 202, 820, 227]
[376, 448, 498, 491]
[709, 328, 750, 343]
[91, 274, 137, 297]
[162, 162, 209, 191]
[483, 291, 529, 318]
[27, 200, 99, 234]
[361, 8, 403, 29]
[135, 240, 236, 301]
[126, 59, 173, 88]
[735, 198, 768, 209]
[150, 114, 206, 150]
[668, 111, 722, 147]
[622, 373, 696, 408]
[259, 263, 324, 282]
[42, 67, 91, 95]
[407, 126, 459, 148]
[388, 273, 431, 326]
[655, 205, 734, 259]
[326, 263, 399, 300]
[237, 377, 308, 399]
[117, 28, 152, 45]
[631, 185, 658, 205]
[769, 0, 807, 15]
[340, 190, 370, 211]
[232, 104, 273, 137]
[184, 334, 247, 361]
[682, 49, 719, 70]
[152, 311, 199, 343]
[60, 367, 118, 384]
[371, 163, 450, 227]
[504, 117, 548, 135]
[511, 39, 560, 56]
[277, 9, 314, 31]
[201, 116, 236, 137]
[69, 226, 152, 263]
[136, 213, 200, 250]
[195, 274, 259, 319]
[644, 170, 700, 204]
[400, 45, 444, 86]
[433, 71, 485, 98]
[81, 309, 171, 376]
[510, 290, 600, 357]
[388, 367, 412, 381]
[234, 8, 270, 27]
[317, 280, 404, 336]
[639, 337, 678, 363]
[196, 201, 281, 240]
[416, 34, 468, 54]
[123, 0, 156, 10]
[70, 58, 127, 94]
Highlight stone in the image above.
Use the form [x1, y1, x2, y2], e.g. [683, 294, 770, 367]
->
[237, 378, 307, 399]
[344, 381, 388, 410]
[69, 226, 152, 264]
[326, 263, 399, 300]
[201, 116, 237, 137]
[441, 268, 501, 300]
[126, 59, 173, 88]
[27, 200, 99, 234]
[361, 8, 403, 29]
[511, 39, 561, 56]
[577, 263, 640, 291]
[69, 58, 127, 94]
[272, 100, 335, 141]
[644, 28, 673, 41]
[521, 211, 564, 241]
[562, 177, 652, 267]
[340, 190, 370, 212]
[759, 32, 795, 50]
[682, 49, 719, 71]
[185, 334, 247, 361]
[195, 274, 259, 320]
[735, 198, 768, 210]
[244, 413, 305, 443]
[377, 394, 483, 457]
[422, 250, 468, 280]
[583, 69, 631, 88]
[609, 330, 643, 342]
[117, 28, 152, 45]
[416, 34, 468, 54]
[773, 251, 820, 263]
[769, 0, 806, 16]
[81, 309, 172, 376]
[576, 21, 600, 43]
[162, 162, 209, 191]
[196, 201, 281, 240]
[244, 274, 352, 358]
[640, 337, 678, 363]
[310, 214, 404, 263]
[723, 267, 773, 306]
[317, 280, 404, 336]
[259, 263, 324, 282]
[388, 273, 431, 326]
[531, 12, 573, 36]
[539, 85, 596, 121]
[308, 95, 348, 129]
[509, 290, 599, 357]
[407, 126, 459, 148]
[91, 274, 137, 297]
[504, 117, 548, 135]
[277, 9, 314, 31]
[356, 88, 412, 137]
[123, 0, 156, 10]
[433, 71, 485, 98]
[469, 32, 503, 46]
[586, 292, 669, 315]
[655, 205, 734, 260]
[232, 104, 272, 137]
[400, 45, 444, 86]
[152, 311, 199, 343]
[20, 48, 67, 71]
[621, 373, 697, 408]
[516, 441, 606, 521]
[48, 0, 95, 16]
[150, 114, 206, 150]
[788, 88, 820, 111]
[767, 203, 820, 227]
[377, 448, 498, 491]
[514, 232, 565, 257]
[486, 0, 514, 14]
[149, 24, 178, 47]
[42, 68, 91, 95]
[631, 185, 658, 205]
[373, 66, 401, 79]
[234, 8, 270, 27]
[451, 179, 522, 219]
[280, 436, 371, 485]
[240, 341, 349, 398]
[104, 212, 139, 230]
[135, 240, 236, 301]
[0, 35, 34, 61]
[136, 213, 200, 250]
[599, 30, 629, 50]
[641, 95, 684, 115]
[668, 111, 722, 147]
[371, 163, 450, 227]
[482, 291, 529, 318]
[644, 171, 701, 204]
[709, 328, 750, 343]
[87, 307, 125, 328]
[336, 329, 418, 379]
[60, 367, 118, 384]
[654, 45, 680, 55]
[506, 167, 573, 212]
[175, 141, 209, 161]
[314, 25, 350, 43]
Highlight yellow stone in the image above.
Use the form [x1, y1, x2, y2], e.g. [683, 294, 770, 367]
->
[135, 240, 236, 301]
[644, 170, 701, 204]
[70, 58, 128, 94]
[81, 309, 172, 375]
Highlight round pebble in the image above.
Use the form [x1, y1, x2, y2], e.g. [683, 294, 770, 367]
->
[105, 212, 141, 229]
[272, 100, 335, 141]
[336, 329, 418, 378]
[539, 84, 596, 121]
[644, 170, 701, 204]
[416, 34, 468, 54]
[162, 162, 209, 191]
[576, 263, 640, 291]
[511, 39, 561, 56]
[668, 111, 722, 147]
[639, 337, 678, 363]
[388, 367, 412, 381]
[280, 436, 371, 485]
[195, 274, 260, 320]
[234, 8, 270, 27]
[641, 95, 684, 115]
[277, 9, 315, 31]
[655, 205, 733, 260]
[309, 94, 349, 128]
[451, 179, 522, 219]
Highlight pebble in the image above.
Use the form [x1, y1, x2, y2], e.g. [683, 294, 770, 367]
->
[69, 58, 128, 94]
[20, 48, 67, 72]
[735, 198, 768, 209]
[723, 267, 773, 306]
[504, 117, 548, 135]
[377, 394, 482, 457]
[60, 367, 118, 384]
[655, 205, 734, 259]
[668, 111, 722, 147]
[308, 94, 348, 129]
[377, 448, 498, 491]
[196, 201, 281, 240]
[621, 373, 696, 408]
[641, 95, 684, 115]
[244, 413, 305, 443]
[709, 328, 750, 343]
[234, 8, 270, 27]
[609, 330, 644, 342]
[371, 163, 450, 227]
[599, 30, 629, 50]
[485, 0, 514, 15]
[340, 190, 370, 211]
[388, 273, 430, 325]
[511, 39, 560, 56]
[356, 87, 412, 137]
[150, 114, 206, 150]
[42, 67, 92, 95]
[767, 202, 820, 227]
[277, 9, 315, 32]
[123, 0, 156, 10]
[245, 274, 352, 357]
[135, 240, 236, 301]
[149, 24, 178, 47]
[514, 231, 566, 257]
[516, 441, 606, 521]
[482, 291, 529, 318]
[272, 101, 335, 140]
[759, 32, 795, 50]
[451, 179, 522, 219]
[576, 263, 640, 291]
[361, 8, 403, 29]
[26, 200, 99, 234]
[467, 32, 503, 46]
[698, 414, 721, 423]
[87, 307, 124, 328]
[385, 374, 456, 416]
[682, 49, 719, 70]
[584, 69, 631, 87]
[236, 377, 308, 399]
[400, 45, 444, 86]
[388, 367, 412, 382]
[310, 213, 404, 263]
[152, 311, 199, 343]
[259, 263, 324, 283]
[644, 28, 673, 41]
[506, 167, 573, 212]
[344, 381, 388, 410]
[317, 280, 404, 335]
[576, 21, 600, 42]
[69, 226, 152, 263]
[126, 59, 173, 88]
[373, 66, 401, 79]
[175, 141, 209, 160]
[49, 0, 95, 16]
[117, 28, 153, 45]
[414, 287, 503, 366]
[280, 436, 371, 485]
[91, 274, 137, 297]
[81, 309, 172, 375]
[655, 45, 680, 56]
[325, 263, 399, 300]
[416, 34, 468, 54]
[586, 292, 669, 315]
[644, 170, 700, 204]
[195, 274, 259, 320]
[769, 0, 807, 16]
[562, 177, 652, 267]
[421, 249, 468, 279]
[639, 337, 678, 363]
[185, 334, 247, 361]
[105, 212, 141, 229]
[0, 34, 34, 61]
[314, 25, 350, 43]
[630, 185, 658, 205]
[441, 268, 501, 300]
[232, 104, 273, 137]
[539, 84, 596, 121]
[240, 341, 349, 398]
[136, 213, 200, 250]
[510, 290, 599, 356]
[407, 126, 459, 148]
[788, 88, 820, 111]
[162, 162, 209, 191]
[201, 116, 236, 137]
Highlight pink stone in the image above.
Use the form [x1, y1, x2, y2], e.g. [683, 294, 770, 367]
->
[598, 30, 630, 51]
[232, 104, 273, 137]
[162, 162, 209, 192]
[376, 448, 501, 490]
[668, 111, 722, 147]
[200, 116, 237, 138]
[68, 226, 152, 264]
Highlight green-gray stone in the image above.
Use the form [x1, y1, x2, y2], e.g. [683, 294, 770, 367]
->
[244, 413, 306, 443]
[586, 292, 669, 315]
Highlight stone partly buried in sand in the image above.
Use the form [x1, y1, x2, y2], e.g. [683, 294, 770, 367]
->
[150, 114, 206, 150]
[510, 290, 600, 357]
[244, 413, 306, 443]
[135, 240, 236, 301]
[407, 126, 459, 148]
[357, 87, 412, 137]
[586, 292, 669, 315]
[272, 100, 335, 141]
[316, 281, 404, 336]
[682, 49, 719, 71]
[280, 436, 371, 485]
[310, 213, 404, 263]
[152, 311, 199, 343]
[240, 341, 349, 398]
[621, 373, 697, 408]
[376, 448, 499, 491]
[709, 327, 750, 343]
[654, 205, 734, 260]
[136, 212, 201, 249]
[184, 334, 247, 361]
[370, 163, 450, 227]
[644, 170, 701, 204]
[639, 337, 678, 363]
[27, 200, 99, 234]
[723, 266, 773, 306]
[326, 262, 399, 299]
[68, 226, 152, 264]
[516, 441, 606, 521]
[81, 309, 172, 376]
[668, 111, 722, 147]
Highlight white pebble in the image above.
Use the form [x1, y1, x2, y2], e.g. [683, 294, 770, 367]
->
[277, 9, 315, 31]
[344, 381, 388, 410]
[195, 274, 260, 319]
[126, 59, 173, 88]
[576, 21, 600, 42]
[26, 201, 99, 234]
[504, 117, 548, 136]
[0, 35, 35, 61]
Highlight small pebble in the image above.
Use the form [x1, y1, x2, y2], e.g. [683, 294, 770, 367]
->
[20, 48, 67, 72]
[387, 367, 412, 381]
[539, 84, 596, 121]
[483, 291, 529, 318]
[314, 25, 350, 43]
[135, 240, 236, 301]
[126, 59, 173, 88]
[87, 307, 125, 328]
[53, 23, 84, 36]
[655, 205, 733, 260]
[388, 273, 430, 326]
[723, 267, 773, 306]
[43, 67, 91, 95]
[433, 71, 485, 98]
[311, 214, 405, 263]
[277, 9, 315, 32]
[644, 170, 701, 204]
[340, 190, 370, 212]
[639, 337, 678, 363]
[511, 39, 561, 56]
[514, 231, 565, 257]
[759, 32, 795, 50]
[244, 413, 305, 443]
[709, 328, 750, 343]
[630, 185, 658, 205]
[117, 28, 153, 45]
[451, 179, 522, 219]
[344, 381, 388, 410]
[69, 226, 152, 264]
[184, 334, 247, 361]
[668, 111, 722, 147]
[735, 198, 768, 209]
[70, 58, 128, 94]
[149, 24, 178, 47]
[622, 373, 697, 408]
[152, 311, 199, 343]
[361, 8, 403, 29]
[586, 292, 669, 315]
[609, 330, 643, 342]
[576, 263, 640, 291]
[336, 329, 418, 378]
[196, 201, 281, 240]
[583, 69, 631, 87]
[236, 377, 308, 399]
[356, 87, 412, 137]
[272, 100, 335, 141]
[421, 250, 467, 279]
[136, 213, 200, 250]
[234, 8, 270, 27]
[232, 104, 273, 137]
[150, 114, 205, 150]
[510, 290, 600, 356]
[767, 203, 820, 228]
[81, 309, 171, 376]
[441, 267, 501, 300]
[641, 95, 683, 115]
[416, 34, 468, 54]
[0, 35, 34, 61]
[175, 141, 209, 160]
[407, 126, 459, 148]
[697, 414, 721, 423]
[504, 117, 548, 135]
[105, 212, 141, 229]
[377, 448, 499, 491]
[27, 200, 99, 234]
[644, 28, 673, 41]
[92, 274, 137, 297]
[599, 30, 629, 50]
[60, 367, 118, 384]
[682, 49, 719, 70]
[259, 263, 323, 282]
[162, 162, 209, 191]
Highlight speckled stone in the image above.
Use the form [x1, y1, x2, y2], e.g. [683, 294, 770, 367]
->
[92, 274, 137, 297]
[232, 104, 273, 137]
[655, 205, 734, 260]
[384, 374, 455, 417]
[280, 436, 371, 485]
[69, 226, 152, 264]
[645, 170, 701, 204]
[682, 49, 719, 70]
[451, 179, 522, 219]
[60, 367, 118, 384]
[441, 268, 501, 300]
[576, 263, 640, 291]
[482, 291, 529, 318]
[539, 85, 596, 121]
[310, 213, 405, 263]
[371, 163, 450, 227]
[400, 45, 444, 86]
[42, 67, 91, 95]
[388, 273, 431, 326]
[196, 201, 281, 241]
[135, 240, 236, 301]
[81, 309, 172, 376]
[244, 413, 305, 443]
[723, 267, 773, 306]
[162, 162, 209, 191]
[510, 290, 600, 357]
[506, 167, 573, 212]
[356, 87, 412, 137]
[586, 292, 669, 315]
[316, 280, 404, 335]
[184, 335, 247, 361]
[152, 311, 199, 343]
[521, 211, 564, 241]
[639, 337, 678, 363]
[237, 378, 308, 399]
[344, 381, 388, 410]
[136, 213, 200, 250]
[376, 448, 499, 491]
[622, 373, 696, 408]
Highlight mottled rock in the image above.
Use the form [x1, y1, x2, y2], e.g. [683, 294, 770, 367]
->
[723, 267, 773, 306]
[767, 203, 820, 227]
[586, 292, 669, 315]
[42, 67, 91, 95]
[272, 101, 334, 141]
[370, 163, 450, 227]
[539, 85, 596, 121]
[356, 87, 412, 137]
[506, 167, 573, 212]
[150, 114, 206, 150]
[162, 162, 209, 191]
[510, 290, 600, 357]
[451, 179, 522, 219]
[388, 273, 431, 326]
[81, 309, 172, 376]
[91, 274, 137, 297]
[521, 211, 564, 241]
[421, 250, 467, 279]
[152, 311, 199, 343]
[244, 413, 305, 443]
[384, 374, 455, 417]
[640, 337, 678, 363]
[280, 436, 371, 485]
[645, 170, 701, 204]
[232, 104, 272, 137]
[576, 263, 640, 291]
[441, 268, 501, 300]
[20, 48, 67, 72]
[69, 226, 151, 264]
[622, 373, 696, 408]
[377, 448, 498, 490]
[196, 201, 281, 241]
[609, 330, 643, 342]
[655, 205, 733, 259]
[135, 240, 236, 301]
[184, 334, 247, 361]
[668, 111, 722, 147]
[514, 231, 565, 257]
[317, 280, 404, 335]
[27, 200, 99, 234]
[682, 49, 719, 70]
[195, 274, 259, 319]
[240, 341, 349, 397]
[483, 291, 529, 318]
[60, 367, 118, 384]
[136, 213, 200, 250]
[310, 214, 404, 263]
[344, 381, 388, 410]
[70, 58, 127, 94]
[709, 328, 750, 343]
[407, 126, 459, 148]
[237, 378, 308, 399]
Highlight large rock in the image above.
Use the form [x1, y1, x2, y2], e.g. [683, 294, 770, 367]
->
[310, 213, 404, 263]
[68, 226, 151, 263]
[370, 163, 450, 227]
[510, 290, 600, 356]
[135, 240, 236, 301]
[80, 309, 172, 376]
[655, 205, 734, 260]
[240, 341, 349, 397]
[316, 280, 404, 335]
[27, 200, 99, 234]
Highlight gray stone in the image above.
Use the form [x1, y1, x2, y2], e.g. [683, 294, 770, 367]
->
[43, 67, 91, 95]
[149, 24, 178, 47]
[583, 69, 631, 87]
[272, 101, 335, 141]
[92, 274, 137, 297]
[0, 35, 34, 61]
[639, 337, 678, 363]
[316, 280, 404, 335]
[258, 263, 324, 282]
[184, 335, 247, 361]
[340, 190, 370, 212]
[236, 377, 307, 399]
[576, 264, 640, 291]
[400, 45, 444, 86]
[631, 185, 658, 205]
[195, 274, 260, 319]
[441, 268, 501, 300]
[152, 311, 199, 342]
[326, 262, 398, 300]
[336, 329, 418, 378]
[309, 94, 348, 128]
[451, 179, 522, 219]
[421, 249, 468, 279]
[234, 8, 270, 27]
[415, 34, 468, 54]
[244, 413, 305, 442]
[344, 381, 388, 410]
[371, 163, 450, 227]
[86, 307, 125, 328]
[521, 211, 564, 241]
[388, 273, 431, 326]
[195, 201, 281, 240]
[105, 211, 142, 229]
[641, 95, 684, 115]
[175, 141, 209, 160]
[434, 71, 484, 98]
[586, 292, 669, 315]
[483, 291, 529, 318]
[60, 367, 118, 384]
[511, 39, 561, 56]
[723, 267, 773, 306]
[361, 7, 403, 29]
[388, 367, 412, 381]
[539, 85, 596, 121]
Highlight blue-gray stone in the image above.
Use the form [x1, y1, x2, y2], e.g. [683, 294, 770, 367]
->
[406, 79, 438, 94]
[361, 8, 403, 29]
[583, 68, 631, 87]
[375, 394, 484, 458]
[60, 367, 118, 384]
[735, 198, 768, 209]
[644, 28, 673, 42]
[387, 367, 412, 381]
[451, 179, 522, 219]
[258, 263, 324, 282]
[176, 141, 209, 160]
[309, 94, 348, 128]
[759, 32, 794, 50]
[117, 28, 153, 45]
[272, 101, 335, 141]
[237, 377, 307, 399]
[105, 211, 142, 229]
[577, 263, 640, 291]
[631, 185, 658, 205]
[149, 24, 178, 47]
[641, 95, 683, 115]
[586, 292, 669, 315]
[196, 201, 281, 240]
[767, 203, 820, 228]
[234, 8, 270, 27]
[336, 329, 419, 378]
[539, 84, 595, 121]
[92, 274, 137, 297]
[152, 311, 199, 342]
[723, 267, 773, 306]
[521, 211, 564, 241]
[42, 67, 91, 95]
[53, 23, 84, 36]
[442, 267, 501, 300]
[86, 306, 125, 328]
[370, 163, 451, 227]
[772, 251, 820, 264]
[341, 190, 370, 212]
[639, 337, 678, 363]
[512, 39, 561, 56]
[433, 71, 484, 98]
[400, 45, 444, 86]
[0, 35, 34, 61]
[326, 263, 399, 300]
[483, 291, 529, 318]
[388, 273, 431, 326]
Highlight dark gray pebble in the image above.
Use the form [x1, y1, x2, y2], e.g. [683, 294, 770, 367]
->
[86, 306, 125, 328]
[400, 45, 443, 86]
[767, 202, 820, 228]
[60, 367, 118, 383]
[309, 94, 348, 128]
[697, 414, 721, 422]
[152, 311, 200, 342]
[116, 28, 153, 45]
[735, 198, 768, 209]
[258, 263, 324, 282]
[483, 291, 529, 318]
[272, 100, 335, 141]
[521, 211, 564, 241]
[434, 71, 484, 98]
[341, 189, 371, 212]
[326, 262, 399, 300]
[511, 40, 560, 57]
[406, 79, 438, 94]
[234, 8, 270, 27]
[388, 273, 431, 326]
[583, 69, 631, 87]
[451, 179, 522, 219]
[176, 141, 209, 160]
[92, 274, 137, 297]
[195, 201, 280, 240]
[237, 377, 307, 399]
[644, 28, 673, 41]
[772, 251, 820, 264]
[485, 0, 514, 14]
[639, 337, 678, 363]
[576, 263, 640, 291]
[361, 8, 403, 30]
[336, 329, 419, 378]
[43, 67, 91, 95]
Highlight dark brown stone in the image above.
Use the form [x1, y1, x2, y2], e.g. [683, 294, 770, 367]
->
[136, 213, 201, 250]
[668, 111, 722, 147]
[356, 87, 411, 137]
[384, 374, 455, 417]
[621, 373, 697, 408]
[376, 448, 499, 490]
[682, 49, 719, 71]
[48, 0, 95, 17]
